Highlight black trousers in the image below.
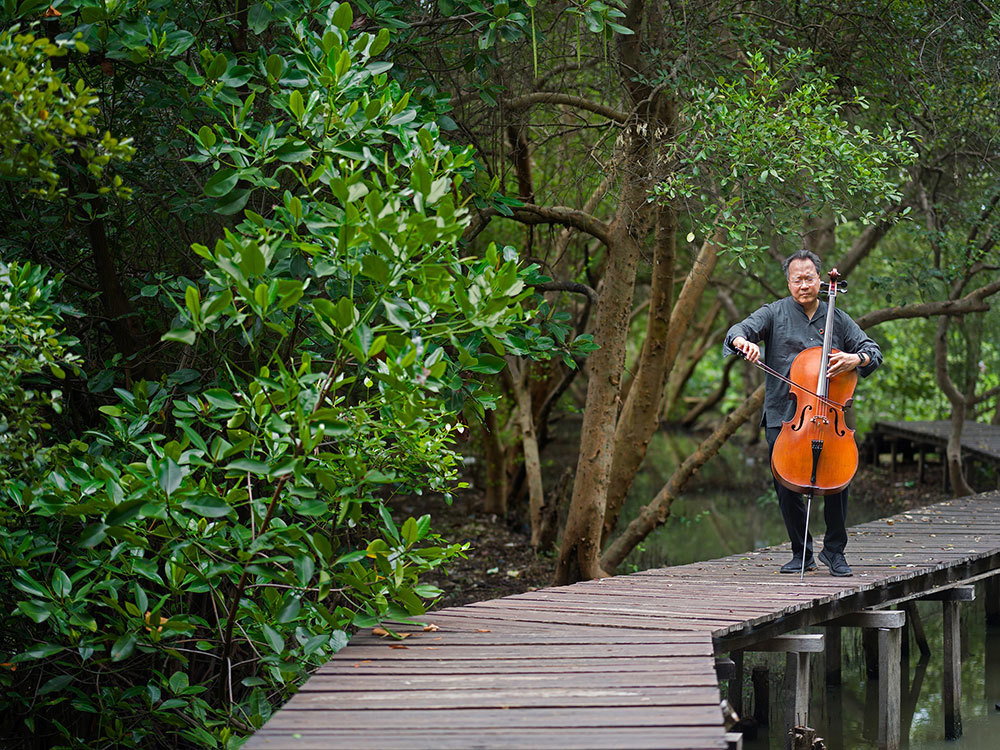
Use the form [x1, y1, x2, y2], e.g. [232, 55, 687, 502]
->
[765, 427, 849, 559]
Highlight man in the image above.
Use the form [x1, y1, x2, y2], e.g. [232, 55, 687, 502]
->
[724, 249, 882, 576]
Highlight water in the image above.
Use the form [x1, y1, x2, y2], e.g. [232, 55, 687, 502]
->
[732, 592, 1000, 749]
[595, 429, 1000, 748]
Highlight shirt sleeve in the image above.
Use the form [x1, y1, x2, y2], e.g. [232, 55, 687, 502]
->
[837, 310, 882, 378]
[723, 303, 774, 358]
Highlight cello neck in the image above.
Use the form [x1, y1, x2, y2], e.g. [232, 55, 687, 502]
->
[816, 268, 842, 399]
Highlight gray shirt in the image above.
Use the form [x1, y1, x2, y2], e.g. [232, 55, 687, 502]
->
[723, 296, 882, 428]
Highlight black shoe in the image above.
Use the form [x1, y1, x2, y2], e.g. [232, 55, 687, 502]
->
[818, 548, 853, 577]
[780, 556, 816, 574]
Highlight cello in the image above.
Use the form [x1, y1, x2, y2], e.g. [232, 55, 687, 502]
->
[741, 268, 859, 578]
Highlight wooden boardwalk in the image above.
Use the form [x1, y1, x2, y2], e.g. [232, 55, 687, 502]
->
[246, 491, 1000, 749]
[869, 419, 1000, 468]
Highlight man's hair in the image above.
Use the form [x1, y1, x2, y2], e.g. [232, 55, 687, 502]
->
[782, 249, 822, 278]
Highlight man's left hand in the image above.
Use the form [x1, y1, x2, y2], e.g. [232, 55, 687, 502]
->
[827, 350, 861, 378]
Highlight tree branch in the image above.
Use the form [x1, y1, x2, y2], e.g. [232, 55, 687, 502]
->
[855, 277, 1000, 329]
[503, 92, 628, 123]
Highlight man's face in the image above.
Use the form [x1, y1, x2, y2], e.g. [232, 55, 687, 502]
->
[786, 258, 821, 307]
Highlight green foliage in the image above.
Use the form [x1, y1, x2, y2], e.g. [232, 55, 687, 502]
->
[0, 6, 585, 748]
[0, 25, 133, 198]
[0, 261, 80, 491]
[653, 48, 916, 261]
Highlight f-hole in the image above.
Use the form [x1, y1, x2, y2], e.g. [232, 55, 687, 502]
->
[833, 408, 846, 437]
[792, 404, 812, 431]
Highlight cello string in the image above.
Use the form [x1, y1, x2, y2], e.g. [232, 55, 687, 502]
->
[739, 354, 847, 412]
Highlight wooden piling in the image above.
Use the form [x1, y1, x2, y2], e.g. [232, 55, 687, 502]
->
[943, 600, 963, 740]
[824, 625, 841, 685]
[878, 627, 901, 750]
[728, 650, 744, 716]
[752, 666, 769, 726]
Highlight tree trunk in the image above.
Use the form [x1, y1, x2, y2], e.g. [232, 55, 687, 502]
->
[933, 314, 975, 497]
[509, 359, 546, 547]
[602, 226, 722, 545]
[554, 221, 641, 583]
[481, 408, 507, 514]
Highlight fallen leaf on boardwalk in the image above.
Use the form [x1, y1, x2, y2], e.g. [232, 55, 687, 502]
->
[389, 644, 408, 649]
[476, 628, 491, 633]
[372, 627, 390, 637]
[352, 660, 373, 667]
[422, 623, 440, 632]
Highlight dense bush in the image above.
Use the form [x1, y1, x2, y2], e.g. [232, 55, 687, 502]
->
[0, 4, 590, 747]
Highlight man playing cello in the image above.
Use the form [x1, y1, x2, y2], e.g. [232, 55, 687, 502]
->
[724, 250, 882, 576]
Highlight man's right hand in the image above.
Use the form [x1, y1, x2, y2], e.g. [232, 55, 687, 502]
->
[732, 336, 760, 363]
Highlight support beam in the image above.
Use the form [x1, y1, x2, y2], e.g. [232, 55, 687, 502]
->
[920, 585, 975, 602]
[902, 601, 931, 657]
[749, 634, 825, 653]
[878, 627, 902, 750]
[824, 610, 905, 629]
[943, 600, 963, 740]
[725, 732, 743, 750]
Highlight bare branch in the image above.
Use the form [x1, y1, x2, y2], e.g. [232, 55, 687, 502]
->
[503, 93, 628, 123]
[530, 280, 599, 304]
[855, 277, 1000, 329]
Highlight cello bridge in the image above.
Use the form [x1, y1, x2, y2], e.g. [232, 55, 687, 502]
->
[810, 415, 829, 426]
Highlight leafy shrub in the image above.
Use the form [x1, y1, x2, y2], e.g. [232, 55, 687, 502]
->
[0, 4, 590, 748]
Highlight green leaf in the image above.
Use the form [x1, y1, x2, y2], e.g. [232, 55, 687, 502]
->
[225, 458, 269, 474]
[265, 53, 283, 81]
[38, 674, 73, 696]
[276, 597, 301, 623]
[214, 188, 250, 216]
[162, 328, 196, 346]
[207, 52, 228, 80]
[261, 623, 284, 653]
[158, 458, 184, 497]
[105, 498, 146, 527]
[275, 141, 312, 163]
[51, 569, 71, 598]
[203, 389, 238, 409]
[332, 2, 353, 31]
[197, 126, 216, 149]
[17, 600, 52, 624]
[204, 168, 239, 198]
[110, 634, 137, 662]
[289, 90, 304, 120]
[181, 496, 233, 517]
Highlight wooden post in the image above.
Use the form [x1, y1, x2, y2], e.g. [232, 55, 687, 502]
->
[825, 625, 841, 685]
[787, 651, 811, 729]
[917, 450, 925, 483]
[943, 600, 962, 740]
[878, 627, 902, 750]
[728, 650, 744, 716]
[985, 575, 1000, 628]
[752, 666, 769, 726]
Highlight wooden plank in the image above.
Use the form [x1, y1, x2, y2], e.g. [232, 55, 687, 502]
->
[314, 656, 716, 674]
[258, 705, 725, 731]
[288, 686, 720, 710]
[246, 727, 729, 750]
[302, 672, 721, 690]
